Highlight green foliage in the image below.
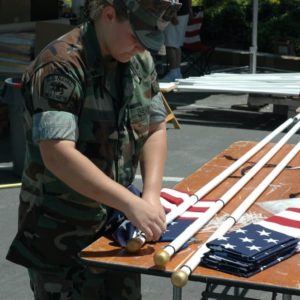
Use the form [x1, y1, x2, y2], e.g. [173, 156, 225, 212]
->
[258, 2, 300, 54]
[195, 0, 300, 55]
[199, 0, 251, 48]
[192, 0, 203, 6]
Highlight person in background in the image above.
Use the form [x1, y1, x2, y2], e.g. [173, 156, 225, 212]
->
[161, 0, 192, 82]
[6, 0, 180, 299]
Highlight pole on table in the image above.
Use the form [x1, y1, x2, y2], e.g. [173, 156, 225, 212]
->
[126, 114, 300, 253]
[153, 119, 300, 266]
[171, 141, 300, 287]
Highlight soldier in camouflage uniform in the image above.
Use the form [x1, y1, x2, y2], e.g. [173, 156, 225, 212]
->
[6, 0, 181, 299]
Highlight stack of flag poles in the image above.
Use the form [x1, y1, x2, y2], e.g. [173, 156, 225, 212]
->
[153, 114, 300, 267]
[175, 73, 300, 97]
[126, 113, 300, 253]
[171, 141, 300, 288]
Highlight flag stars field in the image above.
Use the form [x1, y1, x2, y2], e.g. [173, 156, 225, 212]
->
[246, 245, 262, 252]
[120, 220, 131, 230]
[221, 243, 236, 250]
[257, 229, 271, 236]
[216, 236, 229, 241]
[239, 237, 254, 243]
[264, 238, 279, 244]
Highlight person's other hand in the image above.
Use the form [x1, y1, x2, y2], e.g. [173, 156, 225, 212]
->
[124, 198, 166, 242]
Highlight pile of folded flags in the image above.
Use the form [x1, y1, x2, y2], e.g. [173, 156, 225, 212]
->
[201, 207, 300, 277]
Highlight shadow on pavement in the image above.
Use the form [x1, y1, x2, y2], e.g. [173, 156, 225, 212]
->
[173, 107, 287, 131]
[164, 91, 288, 131]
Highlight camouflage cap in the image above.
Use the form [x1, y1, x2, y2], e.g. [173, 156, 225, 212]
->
[109, 0, 182, 52]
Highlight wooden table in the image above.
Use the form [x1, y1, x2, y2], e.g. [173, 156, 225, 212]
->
[81, 141, 300, 300]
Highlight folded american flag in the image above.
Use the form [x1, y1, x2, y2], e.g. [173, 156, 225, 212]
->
[103, 184, 140, 247]
[105, 187, 217, 247]
[201, 207, 300, 277]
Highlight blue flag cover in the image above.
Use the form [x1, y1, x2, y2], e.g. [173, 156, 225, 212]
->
[104, 187, 217, 247]
[201, 207, 300, 277]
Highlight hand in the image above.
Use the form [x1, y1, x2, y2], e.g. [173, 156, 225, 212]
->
[124, 197, 166, 242]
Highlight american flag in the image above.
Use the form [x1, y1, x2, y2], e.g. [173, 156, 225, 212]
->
[159, 188, 217, 243]
[107, 187, 217, 247]
[201, 207, 300, 277]
[160, 188, 217, 218]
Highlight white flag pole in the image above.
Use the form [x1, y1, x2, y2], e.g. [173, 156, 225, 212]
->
[126, 114, 300, 253]
[153, 119, 300, 266]
[171, 141, 300, 288]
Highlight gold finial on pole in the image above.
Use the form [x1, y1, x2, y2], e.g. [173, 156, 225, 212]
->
[126, 236, 145, 253]
[153, 249, 170, 266]
[171, 270, 189, 288]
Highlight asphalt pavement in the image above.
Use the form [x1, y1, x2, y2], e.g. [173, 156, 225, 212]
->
[1, 91, 299, 300]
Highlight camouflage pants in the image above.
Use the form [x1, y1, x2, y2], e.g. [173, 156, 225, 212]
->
[28, 266, 141, 300]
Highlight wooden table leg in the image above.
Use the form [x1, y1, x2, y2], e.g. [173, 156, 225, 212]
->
[161, 92, 181, 129]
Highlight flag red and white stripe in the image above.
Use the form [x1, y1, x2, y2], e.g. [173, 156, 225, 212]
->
[160, 188, 217, 220]
[183, 11, 203, 45]
[259, 207, 300, 238]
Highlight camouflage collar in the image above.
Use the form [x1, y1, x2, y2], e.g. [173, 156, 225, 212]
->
[81, 21, 105, 77]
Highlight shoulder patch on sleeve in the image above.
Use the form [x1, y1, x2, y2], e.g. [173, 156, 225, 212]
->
[43, 74, 75, 103]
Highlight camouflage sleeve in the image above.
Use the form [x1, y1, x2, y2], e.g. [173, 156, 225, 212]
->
[33, 111, 79, 142]
[150, 68, 166, 123]
[29, 62, 84, 143]
[149, 92, 167, 124]
[133, 51, 166, 123]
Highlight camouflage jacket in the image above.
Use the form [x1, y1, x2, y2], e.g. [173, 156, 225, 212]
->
[6, 21, 166, 270]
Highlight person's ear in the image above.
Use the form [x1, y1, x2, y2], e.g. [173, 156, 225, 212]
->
[102, 5, 116, 23]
